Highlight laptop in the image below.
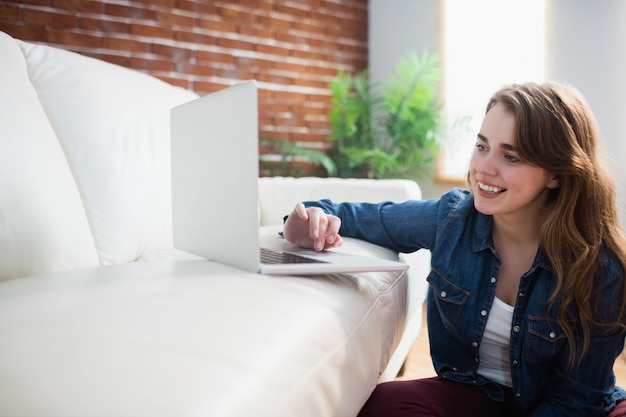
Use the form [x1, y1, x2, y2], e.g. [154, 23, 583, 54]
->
[170, 80, 408, 275]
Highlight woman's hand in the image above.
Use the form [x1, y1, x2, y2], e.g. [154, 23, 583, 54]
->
[282, 203, 343, 251]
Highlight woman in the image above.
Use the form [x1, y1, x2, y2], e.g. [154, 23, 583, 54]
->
[283, 82, 626, 416]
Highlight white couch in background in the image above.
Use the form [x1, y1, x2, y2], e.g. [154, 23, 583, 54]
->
[0, 31, 430, 417]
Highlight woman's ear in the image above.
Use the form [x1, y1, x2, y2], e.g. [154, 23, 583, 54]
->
[547, 174, 560, 189]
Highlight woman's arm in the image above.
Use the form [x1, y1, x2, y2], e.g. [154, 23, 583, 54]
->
[284, 197, 444, 253]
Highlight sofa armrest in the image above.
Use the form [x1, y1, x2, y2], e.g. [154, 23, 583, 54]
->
[258, 176, 422, 226]
[258, 176, 431, 381]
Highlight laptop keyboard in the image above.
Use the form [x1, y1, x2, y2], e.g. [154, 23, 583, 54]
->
[260, 247, 327, 264]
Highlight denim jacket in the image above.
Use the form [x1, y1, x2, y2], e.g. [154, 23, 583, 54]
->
[305, 188, 626, 416]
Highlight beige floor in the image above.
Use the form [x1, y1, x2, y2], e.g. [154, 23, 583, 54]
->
[397, 306, 626, 386]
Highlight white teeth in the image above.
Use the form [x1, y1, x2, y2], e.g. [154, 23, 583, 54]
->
[478, 182, 505, 193]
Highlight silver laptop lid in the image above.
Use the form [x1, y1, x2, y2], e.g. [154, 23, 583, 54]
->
[171, 80, 260, 272]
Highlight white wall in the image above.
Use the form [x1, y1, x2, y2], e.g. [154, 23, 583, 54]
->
[545, 0, 626, 228]
[369, 0, 443, 200]
[369, 0, 439, 87]
[369, 0, 626, 228]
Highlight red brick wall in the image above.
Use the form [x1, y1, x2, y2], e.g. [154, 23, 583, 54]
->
[0, 0, 368, 176]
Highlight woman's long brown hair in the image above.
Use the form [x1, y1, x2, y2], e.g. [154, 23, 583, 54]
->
[486, 82, 626, 369]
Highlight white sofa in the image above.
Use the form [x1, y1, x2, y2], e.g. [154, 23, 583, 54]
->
[0, 31, 430, 417]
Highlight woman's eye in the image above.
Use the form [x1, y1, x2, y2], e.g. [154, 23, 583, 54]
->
[505, 154, 520, 163]
[475, 143, 487, 152]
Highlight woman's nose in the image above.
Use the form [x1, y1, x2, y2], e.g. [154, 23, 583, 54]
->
[475, 153, 498, 176]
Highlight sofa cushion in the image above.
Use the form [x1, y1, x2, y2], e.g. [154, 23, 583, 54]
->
[17, 38, 198, 266]
[0, 31, 99, 281]
[0, 228, 409, 417]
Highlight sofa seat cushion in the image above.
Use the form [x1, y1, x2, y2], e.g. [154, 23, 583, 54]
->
[0, 228, 409, 417]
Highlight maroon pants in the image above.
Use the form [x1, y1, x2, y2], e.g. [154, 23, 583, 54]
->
[357, 377, 626, 417]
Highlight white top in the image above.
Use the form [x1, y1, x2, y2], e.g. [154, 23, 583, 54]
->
[477, 296, 515, 387]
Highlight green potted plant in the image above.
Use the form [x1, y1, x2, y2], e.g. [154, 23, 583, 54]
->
[329, 50, 447, 181]
[259, 138, 336, 177]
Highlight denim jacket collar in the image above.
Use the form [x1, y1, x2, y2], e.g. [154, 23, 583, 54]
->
[472, 211, 554, 275]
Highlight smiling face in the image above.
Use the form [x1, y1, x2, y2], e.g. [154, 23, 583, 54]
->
[468, 102, 559, 223]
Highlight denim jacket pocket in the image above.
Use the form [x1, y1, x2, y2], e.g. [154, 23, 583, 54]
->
[524, 316, 567, 363]
[427, 269, 470, 327]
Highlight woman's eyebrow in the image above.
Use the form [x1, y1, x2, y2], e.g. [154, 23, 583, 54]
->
[477, 133, 517, 151]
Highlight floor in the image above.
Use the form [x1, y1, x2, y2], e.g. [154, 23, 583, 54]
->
[397, 305, 626, 386]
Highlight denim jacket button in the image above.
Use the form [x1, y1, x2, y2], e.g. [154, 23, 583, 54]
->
[518, 292, 525, 297]
[512, 360, 519, 366]
[490, 276, 496, 284]
[549, 331, 556, 339]
[440, 290, 447, 298]
[480, 310, 487, 317]
[513, 325, 521, 333]
[472, 341, 479, 348]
